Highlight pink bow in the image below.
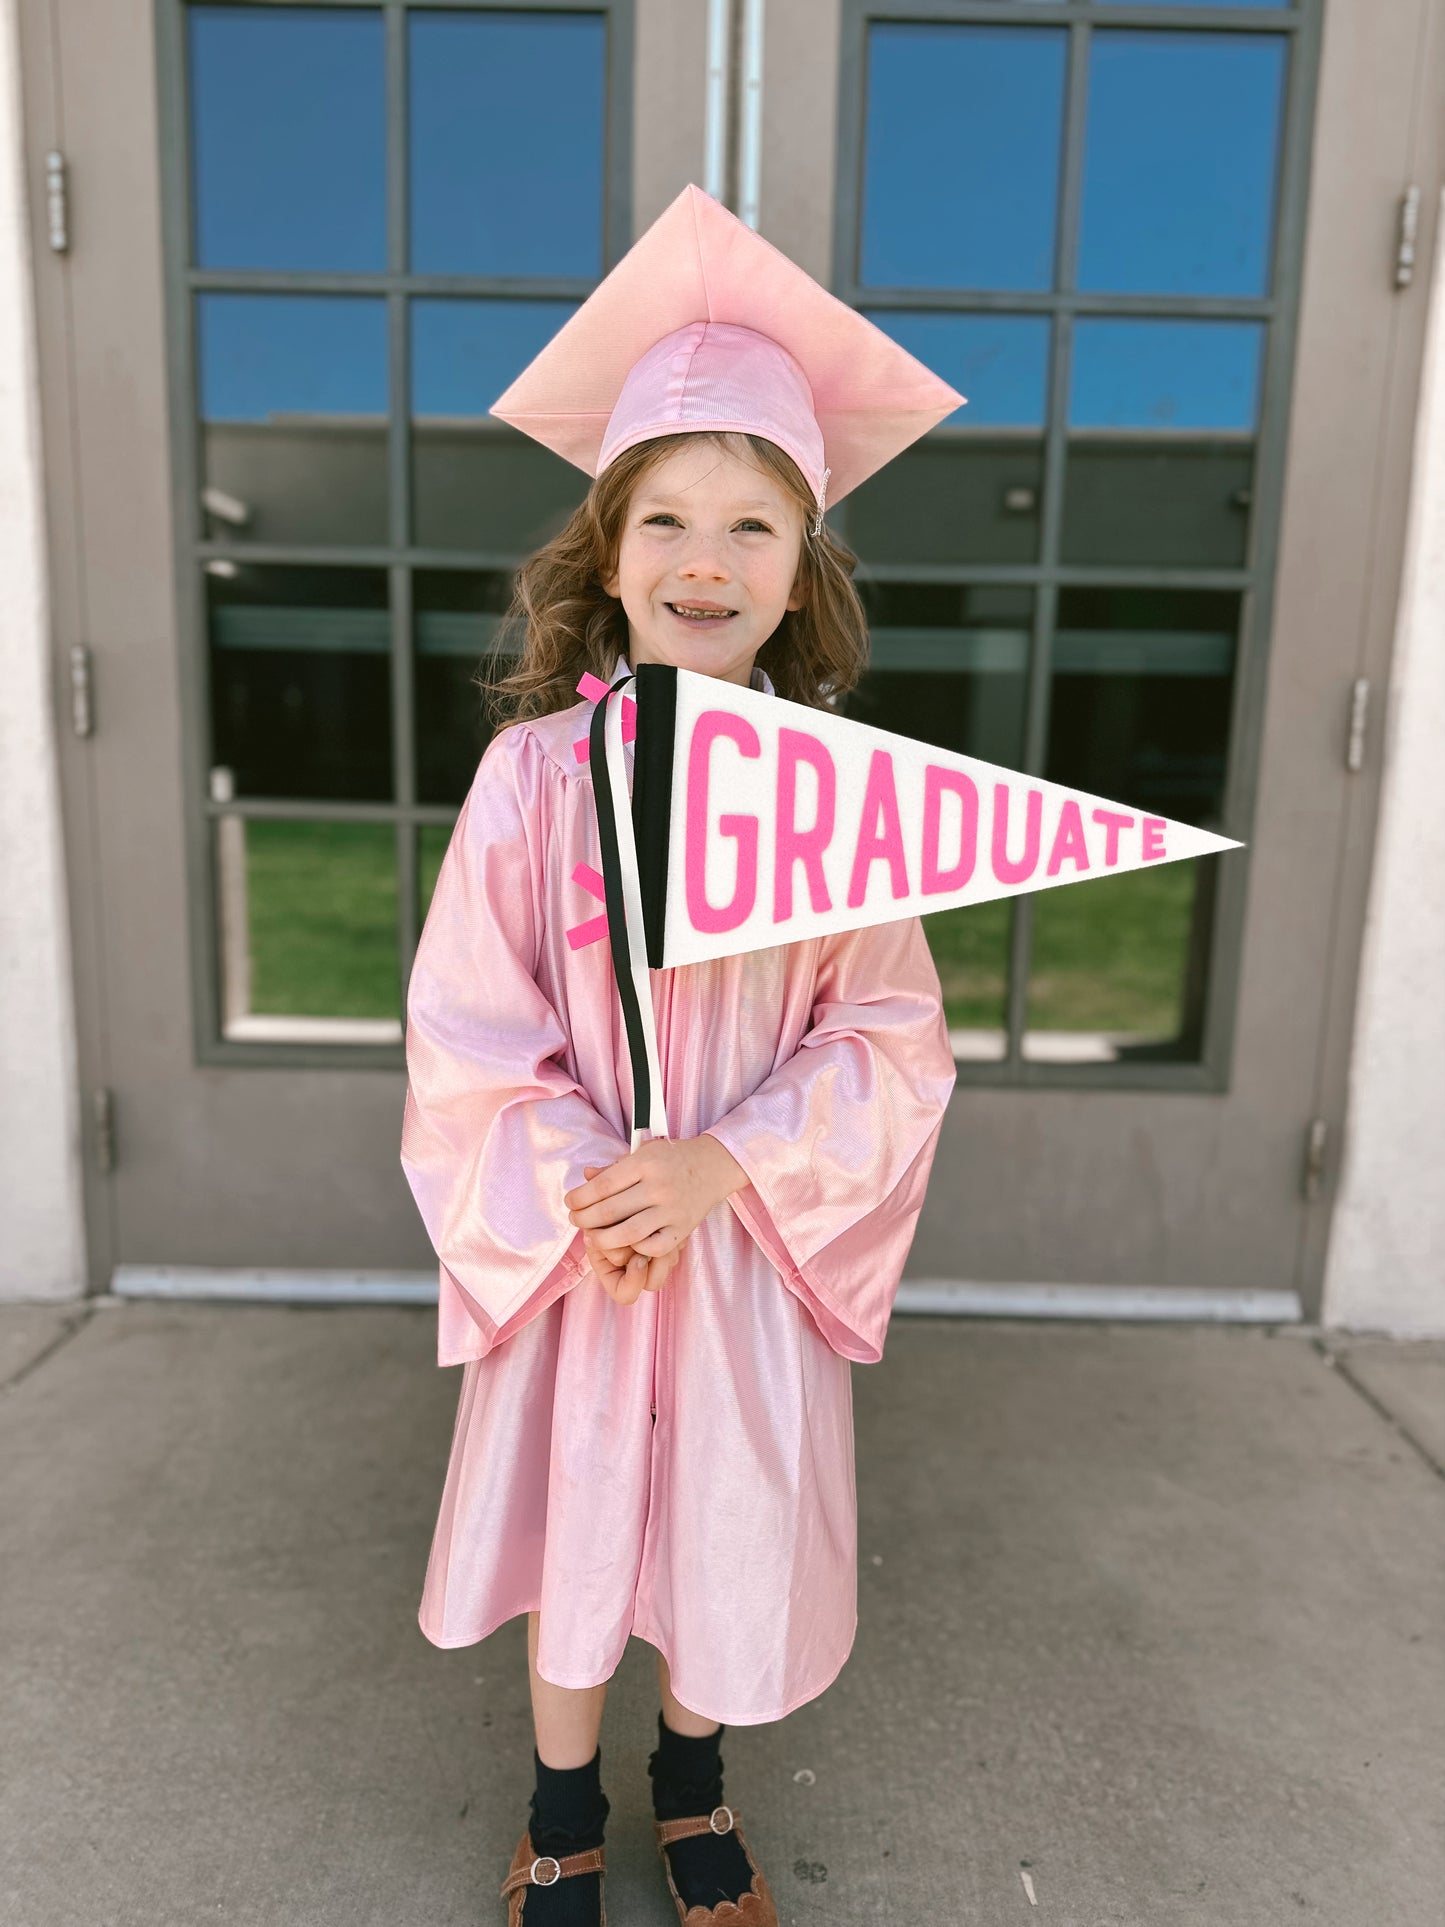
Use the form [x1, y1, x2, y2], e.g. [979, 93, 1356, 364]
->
[572, 672, 636, 764]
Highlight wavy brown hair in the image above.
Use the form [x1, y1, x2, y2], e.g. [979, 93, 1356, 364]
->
[478, 430, 870, 736]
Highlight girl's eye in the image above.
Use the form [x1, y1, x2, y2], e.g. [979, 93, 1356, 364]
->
[641, 513, 774, 533]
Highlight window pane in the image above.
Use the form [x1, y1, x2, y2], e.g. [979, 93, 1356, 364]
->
[414, 570, 514, 805]
[1062, 434, 1255, 569]
[845, 437, 1043, 569]
[860, 313, 1049, 428]
[1071, 317, 1263, 431]
[1079, 31, 1287, 297]
[849, 583, 1032, 764]
[411, 297, 584, 549]
[1024, 587, 1237, 1063]
[845, 584, 1033, 1061]
[1024, 860, 1216, 1063]
[412, 298, 582, 419]
[197, 294, 389, 548]
[1047, 587, 1236, 820]
[214, 814, 401, 1042]
[188, 5, 385, 272]
[861, 23, 1066, 290]
[929, 899, 1014, 1064]
[1118, 1, 1291, 12]
[207, 564, 392, 801]
[409, 10, 606, 276]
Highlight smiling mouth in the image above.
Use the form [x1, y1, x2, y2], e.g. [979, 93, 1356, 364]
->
[667, 602, 739, 622]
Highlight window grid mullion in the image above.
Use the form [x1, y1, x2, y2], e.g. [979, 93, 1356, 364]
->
[1005, 14, 1094, 1066]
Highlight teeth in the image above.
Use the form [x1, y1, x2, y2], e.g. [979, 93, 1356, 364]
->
[671, 604, 735, 618]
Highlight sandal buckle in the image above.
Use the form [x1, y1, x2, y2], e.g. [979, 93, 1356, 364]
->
[708, 1804, 735, 1834]
[530, 1855, 563, 1886]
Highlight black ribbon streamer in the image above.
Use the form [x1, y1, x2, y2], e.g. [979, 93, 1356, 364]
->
[588, 671, 652, 1138]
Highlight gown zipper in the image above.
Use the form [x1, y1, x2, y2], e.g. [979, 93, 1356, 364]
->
[649, 964, 673, 1425]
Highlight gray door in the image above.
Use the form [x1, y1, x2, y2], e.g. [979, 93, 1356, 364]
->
[23, 0, 1438, 1311]
[774, 0, 1439, 1312]
[25, 0, 639, 1282]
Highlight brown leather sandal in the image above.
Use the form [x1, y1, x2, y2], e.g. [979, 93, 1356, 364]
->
[500, 1830, 607, 1925]
[653, 1805, 779, 1925]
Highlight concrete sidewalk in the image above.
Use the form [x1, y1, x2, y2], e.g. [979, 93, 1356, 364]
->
[0, 1299, 1440, 1926]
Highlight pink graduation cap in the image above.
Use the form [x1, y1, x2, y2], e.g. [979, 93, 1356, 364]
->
[488, 182, 967, 534]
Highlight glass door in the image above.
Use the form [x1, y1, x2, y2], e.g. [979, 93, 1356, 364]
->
[31, 0, 634, 1278]
[793, 0, 1390, 1303]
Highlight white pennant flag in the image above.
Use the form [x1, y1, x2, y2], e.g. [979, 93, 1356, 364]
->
[632, 665, 1241, 970]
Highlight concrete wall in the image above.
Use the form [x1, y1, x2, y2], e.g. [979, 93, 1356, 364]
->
[0, 0, 86, 1300]
[1322, 186, 1445, 1338]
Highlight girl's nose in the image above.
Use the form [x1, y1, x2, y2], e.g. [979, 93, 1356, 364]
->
[678, 547, 730, 581]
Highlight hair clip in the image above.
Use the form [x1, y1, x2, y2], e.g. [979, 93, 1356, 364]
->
[811, 466, 832, 539]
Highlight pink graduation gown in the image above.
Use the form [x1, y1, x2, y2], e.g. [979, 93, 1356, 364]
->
[400, 659, 958, 1724]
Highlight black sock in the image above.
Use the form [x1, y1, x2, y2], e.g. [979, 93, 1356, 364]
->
[523, 1746, 608, 1926]
[648, 1712, 757, 1911]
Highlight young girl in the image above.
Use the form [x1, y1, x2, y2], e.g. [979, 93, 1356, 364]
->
[400, 185, 961, 1927]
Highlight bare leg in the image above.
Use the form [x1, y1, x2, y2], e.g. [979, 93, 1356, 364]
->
[656, 1645, 720, 1737]
[528, 1610, 608, 1767]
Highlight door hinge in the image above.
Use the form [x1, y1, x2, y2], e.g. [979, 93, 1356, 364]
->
[93, 1087, 116, 1174]
[69, 644, 94, 737]
[1302, 1117, 1328, 1201]
[45, 149, 69, 254]
[1395, 183, 1420, 289]
[1345, 676, 1369, 772]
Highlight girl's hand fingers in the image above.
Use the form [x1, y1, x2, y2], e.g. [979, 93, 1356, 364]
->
[609, 1252, 650, 1306]
[596, 1208, 680, 1255]
[583, 1229, 635, 1273]
[583, 1226, 689, 1304]
[567, 1158, 687, 1241]
[586, 1236, 649, 1306]
[568, 1193, 646, 1237]
[600, 1262, 642, 1306]
[641, 1243, 687, 1293]
[582, 1231, 633, 1303]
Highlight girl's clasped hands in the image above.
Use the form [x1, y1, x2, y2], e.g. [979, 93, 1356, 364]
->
[564, 1133, 746, 1306]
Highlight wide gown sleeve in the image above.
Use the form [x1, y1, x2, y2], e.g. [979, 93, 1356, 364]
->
[702, 915, 957, 1365]
[400, 723, 631, 1366]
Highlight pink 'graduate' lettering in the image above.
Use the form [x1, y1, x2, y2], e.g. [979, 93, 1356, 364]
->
[685, 710, 761, 934]
[1091, 808, 1134, 866]
[847, 749, 910, 908]
[991, 784, 1043, 886]
[1046, 799, 1091, 877]
[774, 728, 836, 924]
[922, 766, 980, 894]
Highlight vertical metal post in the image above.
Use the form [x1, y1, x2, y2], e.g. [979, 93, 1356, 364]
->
[737, 0, 765, 230]
[704, 0, 732, 202]
[1005, 16, 1091, 1067]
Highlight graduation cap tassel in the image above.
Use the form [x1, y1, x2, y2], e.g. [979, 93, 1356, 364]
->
[587, 671, 670, 1148]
